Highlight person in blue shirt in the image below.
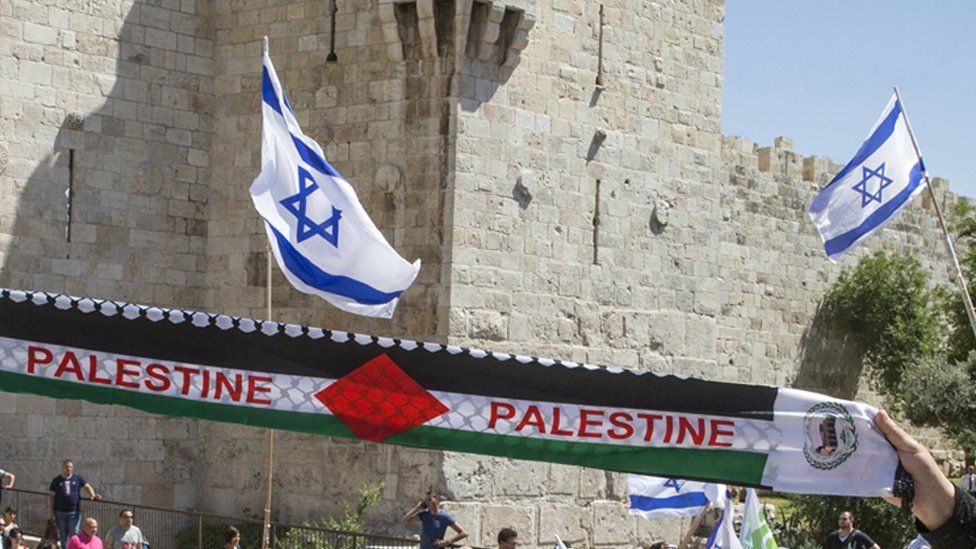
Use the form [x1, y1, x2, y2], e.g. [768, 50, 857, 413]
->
[48, 460, 101, 549]
[401, 491, 468, 549]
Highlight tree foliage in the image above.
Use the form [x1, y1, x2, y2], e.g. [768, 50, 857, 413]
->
[772, 495, 915, 549]
[946, 199, 976, 362]
[277, 481, 386, 549]
[821, 249, 944, 396]
[900, 351, 976, 450]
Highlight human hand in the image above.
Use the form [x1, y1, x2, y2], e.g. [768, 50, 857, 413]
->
[875, 409, 956, 529]
[434, 539, 449, 548]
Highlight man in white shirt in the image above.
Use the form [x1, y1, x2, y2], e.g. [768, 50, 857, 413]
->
[957, 465, 976, 494]
[103, 509, 145, 549]
[0, 468, 15, 504]
[906, 533, 931, 549]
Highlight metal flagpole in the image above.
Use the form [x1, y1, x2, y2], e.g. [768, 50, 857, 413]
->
[893, 86, 976, 342]
[260, 36, 275, 549]
[262, 243, 275, 549]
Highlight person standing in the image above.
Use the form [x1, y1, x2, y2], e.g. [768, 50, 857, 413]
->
[822, 511, 880, 549]
[222, 526, 240, 549]
[1, 507, 18, 538]
[497, 528, 518, 549]
[66, 518, 103, 549]
[0, 468, 13, 506]
[957, 465, 976, 494]
[49, 460, 101, 549]
[41, 517, 61, 548]
[4, 528, 27, 549]
[103, 510, 144, 549]
[400, 492, 468, 549]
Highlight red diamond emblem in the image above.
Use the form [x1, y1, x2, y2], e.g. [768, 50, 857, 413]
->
[314, 354, 449, 442]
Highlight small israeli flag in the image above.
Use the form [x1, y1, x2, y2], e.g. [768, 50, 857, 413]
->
[627, 475, 727, 519]
[705, 492, 742, 549]
[250, 41, 420, 318]
[807, 93, 925, 261]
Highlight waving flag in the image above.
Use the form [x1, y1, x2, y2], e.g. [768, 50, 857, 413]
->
[628, 475, 727, 519]
[807, 93, 925, 261]
[739, 489, 777, 549]
[706, 493, 742, 549]
[250, 40, 420, 318]
[0, 288, 904, 497]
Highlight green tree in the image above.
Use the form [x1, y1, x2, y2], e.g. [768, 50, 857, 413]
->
[773, 495, 915, 549]
[946, 199, 976, 363]
[899, 351, 976, 452]
[821, 249, 944, 397]
[277, 481, 386, 549]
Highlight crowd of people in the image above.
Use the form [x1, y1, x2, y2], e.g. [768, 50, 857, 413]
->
[0, 459, 150, 549]
[0, 412, 973, 549]
[0, 459, 243, 549]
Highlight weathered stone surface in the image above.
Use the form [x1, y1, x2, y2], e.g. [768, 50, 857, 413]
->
[480, 504, 536, 549]
[0, 0, 961, 546]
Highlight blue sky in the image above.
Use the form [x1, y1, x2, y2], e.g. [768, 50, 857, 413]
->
[723, 2, 976, 197]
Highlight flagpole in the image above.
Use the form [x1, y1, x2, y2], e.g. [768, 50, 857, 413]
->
[261, 242, 275, 549]
[261, 35, 275, 549]
[893, 86, 976, 342]
[677, 504, 710, 549]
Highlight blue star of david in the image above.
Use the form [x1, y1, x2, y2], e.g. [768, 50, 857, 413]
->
[852, 162, 894, 208]
[280, 166, 342, 247]
[663, 478, 686, 491]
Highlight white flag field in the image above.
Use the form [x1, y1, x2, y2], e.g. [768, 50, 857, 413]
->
[705, 492, 742, 549]
[807, 93, 926, 261]
[628, 475, 727, 519]
[250, 42, 420, 318]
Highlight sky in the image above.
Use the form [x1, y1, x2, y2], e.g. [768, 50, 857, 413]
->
[723, 2, 976, 197]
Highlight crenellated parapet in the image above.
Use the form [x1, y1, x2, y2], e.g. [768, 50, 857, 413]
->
[378, 0, 534, 64]
[721, 134, 959, 213]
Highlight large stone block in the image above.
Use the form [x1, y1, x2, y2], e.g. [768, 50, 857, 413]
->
[480, 504, 536, 548]
[590, 500, 636, 546]
[538, 503, 588, 546]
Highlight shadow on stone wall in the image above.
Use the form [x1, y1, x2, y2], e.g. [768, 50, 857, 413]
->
[1, 0, 213, 508]
[2, 0, 211, 309]
[793, 301, 865, 399]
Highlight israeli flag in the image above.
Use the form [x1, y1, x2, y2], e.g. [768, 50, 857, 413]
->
[627, 475, 727, 519]
[705, 492, 742, 549]
[807, 93, 925, 261]
[250, 42, 420, 318]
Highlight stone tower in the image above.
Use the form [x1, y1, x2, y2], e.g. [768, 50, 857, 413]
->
[0, 0, 958, 546]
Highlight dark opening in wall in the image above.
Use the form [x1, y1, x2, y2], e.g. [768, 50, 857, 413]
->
[465, 1, 488, 58]
[395, 2, 423, 60]
[434, 0, 455, 57]
[496, 8, 521, 65]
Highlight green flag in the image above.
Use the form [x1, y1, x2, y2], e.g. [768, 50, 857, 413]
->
[740, 488, 777, 549]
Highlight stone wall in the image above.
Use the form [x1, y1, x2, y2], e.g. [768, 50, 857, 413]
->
[0, 0, 213, 305]
[444, 0, 727, 545]
[0, 0, 216, 507]
[718, 135, 954, 398]
[0, 0, 965, 547]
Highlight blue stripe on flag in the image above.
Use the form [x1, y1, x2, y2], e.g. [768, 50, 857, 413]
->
[290, 135, 342, 179]
[269, 224, 404, 305]
[261, 64, 343, 180]
[262, 66, 283, 116]
[823, 100, 903, 191]
[705, 510, 723, 549]
[629, 492, 710, 512]
[823, 161, 924, 256]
